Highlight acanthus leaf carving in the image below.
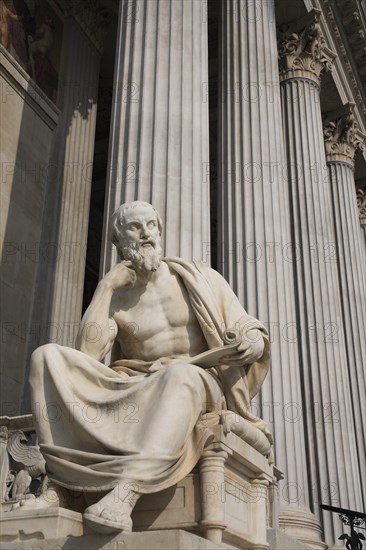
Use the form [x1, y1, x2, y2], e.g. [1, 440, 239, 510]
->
[278, 9, 336, 85]
[323, 104, 366, 167]
[356, 188, 366, 226]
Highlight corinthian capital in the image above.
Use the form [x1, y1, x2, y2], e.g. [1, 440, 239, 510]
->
[63, 0, 113, 53]
[278, 9, 336, 86]
[323, 104, 366, 168]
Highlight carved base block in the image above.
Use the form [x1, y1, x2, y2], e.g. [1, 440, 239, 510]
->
[0, 506, 84, 542]
[132, 427, 274, 550]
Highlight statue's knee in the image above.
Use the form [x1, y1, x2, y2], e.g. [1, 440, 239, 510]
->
[30, 343, 60, 368]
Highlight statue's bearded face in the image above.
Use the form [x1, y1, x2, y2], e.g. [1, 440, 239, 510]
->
[118, 205, 163, 272]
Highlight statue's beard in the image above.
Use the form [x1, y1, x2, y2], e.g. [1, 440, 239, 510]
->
[121, 240, 162, 272]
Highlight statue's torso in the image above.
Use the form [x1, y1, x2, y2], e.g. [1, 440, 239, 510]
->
[111, 263, 208, 361]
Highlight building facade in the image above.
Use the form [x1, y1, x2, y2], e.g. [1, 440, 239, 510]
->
[1, 0, 365, 548]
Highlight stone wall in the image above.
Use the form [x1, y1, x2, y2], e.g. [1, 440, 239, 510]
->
[0, 47, 59, 416]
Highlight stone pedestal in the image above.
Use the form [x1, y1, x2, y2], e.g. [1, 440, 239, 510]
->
[100, 0, 210, 273]
[279, 9, 363, 545]
[0, 529, 232, 550]
[0, 426, 274, 550]
[133, 427, 274, 550]
[217, 0, 314, 545]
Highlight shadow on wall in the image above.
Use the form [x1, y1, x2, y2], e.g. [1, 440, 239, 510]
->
[0, 0, 100, 416]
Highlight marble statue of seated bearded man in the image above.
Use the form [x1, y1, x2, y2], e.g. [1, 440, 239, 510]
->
[29, 200, 271, 534]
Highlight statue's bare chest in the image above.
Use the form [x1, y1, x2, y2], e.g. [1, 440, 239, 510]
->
[112, 270, 199, 342]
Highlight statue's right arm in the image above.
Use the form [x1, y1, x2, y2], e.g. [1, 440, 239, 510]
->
[75, 263, 136, 361]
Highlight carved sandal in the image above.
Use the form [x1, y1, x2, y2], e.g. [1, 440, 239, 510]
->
[84, 505, 132, 534]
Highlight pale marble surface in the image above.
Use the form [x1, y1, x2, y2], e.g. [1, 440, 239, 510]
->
[0, 529, 236, 550]
[28, 201, 271, 536]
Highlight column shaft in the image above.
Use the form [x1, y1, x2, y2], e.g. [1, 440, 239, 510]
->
[101, 0, 210, 272]
[49, 18, 100, 340]
[327, 160, 366, 511]
[279, 12, 363, 543]
[217, 0, 316, 543]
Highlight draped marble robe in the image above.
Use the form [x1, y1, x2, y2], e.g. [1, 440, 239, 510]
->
[30, 259, 270, 494]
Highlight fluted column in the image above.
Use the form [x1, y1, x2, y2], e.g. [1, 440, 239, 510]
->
[217, 1, 318, 545]
[279, 10, 363, 545]
[48, 15, 100, 342]
[323, 106, 366, 512]
[101, 0, 210, 272]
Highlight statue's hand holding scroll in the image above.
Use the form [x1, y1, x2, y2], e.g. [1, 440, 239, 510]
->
[221, 328, 265, 367]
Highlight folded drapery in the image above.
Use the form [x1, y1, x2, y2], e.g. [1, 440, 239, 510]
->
[30, 259, 271, 495]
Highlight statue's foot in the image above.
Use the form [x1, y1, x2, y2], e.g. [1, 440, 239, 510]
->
[84, 506, 132, 534]
[83, 483, 137, 534]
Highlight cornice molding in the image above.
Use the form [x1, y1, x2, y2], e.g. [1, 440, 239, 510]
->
[278, 9, 336, 86]
[321, 0, 366, 120]
[62, 0, 112, 54]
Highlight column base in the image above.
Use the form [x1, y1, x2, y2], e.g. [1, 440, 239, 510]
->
[279, 507, 327, 550]
[267, 527, 315, 550]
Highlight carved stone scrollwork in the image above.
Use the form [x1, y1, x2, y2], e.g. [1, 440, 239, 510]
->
[0, 426, 10, 503]
[63, 0, 114, 54]
[5, 430, 46, 503]
[278, 9, 336, 85]
[323, 103, 366, 168]
[356, 188, 366, 226]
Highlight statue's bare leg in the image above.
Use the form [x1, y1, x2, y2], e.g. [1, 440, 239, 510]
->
[83, 482, 140, 534]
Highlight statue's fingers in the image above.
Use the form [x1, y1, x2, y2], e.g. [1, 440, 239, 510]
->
[235, 342, 248, 353]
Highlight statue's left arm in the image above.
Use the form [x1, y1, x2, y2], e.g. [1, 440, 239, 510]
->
[198, 264, 270, 405]
[197, 264, 269, 368]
